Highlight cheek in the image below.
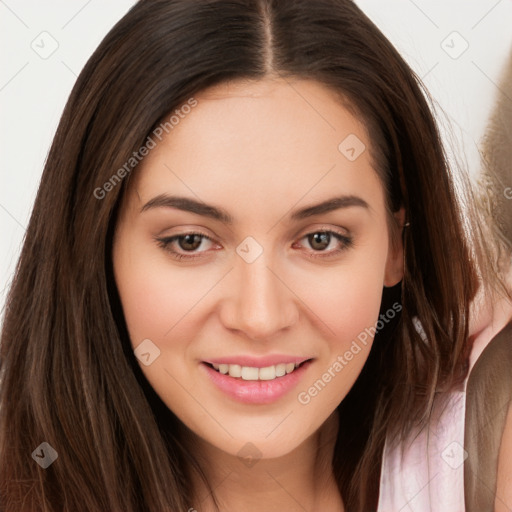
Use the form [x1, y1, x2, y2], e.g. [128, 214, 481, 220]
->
[306, 273, 382, 367]
[325, 265, 385, 342]
[284, 243, 390, 413]
[112, 239, 210, 414]
[292, 239, 389, 347]
[113, 238, 211, 344]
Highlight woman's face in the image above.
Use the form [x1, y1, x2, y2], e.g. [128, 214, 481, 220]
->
[112, 78, 404, 459]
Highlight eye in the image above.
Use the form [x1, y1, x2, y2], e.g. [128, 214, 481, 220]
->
[155, 228, 353, 261]
[294, 229, 353, 259]
[155, 232, 217, 261]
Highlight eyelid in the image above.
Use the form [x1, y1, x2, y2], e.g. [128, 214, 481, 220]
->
[295, 223, 350, 239]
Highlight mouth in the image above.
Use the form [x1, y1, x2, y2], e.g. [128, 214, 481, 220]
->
[203, 360, 312, 381]
[200, 358, 314, 405]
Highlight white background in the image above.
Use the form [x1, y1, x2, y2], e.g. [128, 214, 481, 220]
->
[1, 0, 512, 314]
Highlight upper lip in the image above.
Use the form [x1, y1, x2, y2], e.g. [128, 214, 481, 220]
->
[203, 355, 313, 368]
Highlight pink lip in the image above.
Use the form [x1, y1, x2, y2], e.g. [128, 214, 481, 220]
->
[200, 359, 313, 405]
[204, 354, 311, 368]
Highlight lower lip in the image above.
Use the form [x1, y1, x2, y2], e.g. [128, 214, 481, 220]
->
[201, 360, 313, 405]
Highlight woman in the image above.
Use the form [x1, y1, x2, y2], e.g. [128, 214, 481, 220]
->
[0, 0, 501, 510]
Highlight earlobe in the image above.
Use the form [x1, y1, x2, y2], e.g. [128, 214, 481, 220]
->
[384, 208, 406, 287]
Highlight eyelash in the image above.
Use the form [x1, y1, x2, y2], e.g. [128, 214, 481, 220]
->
[155, 228, 353, 261]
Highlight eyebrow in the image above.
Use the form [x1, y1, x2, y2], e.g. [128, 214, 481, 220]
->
[140, 194, 369, 223]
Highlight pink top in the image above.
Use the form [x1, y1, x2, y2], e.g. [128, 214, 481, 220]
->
[377, 384, 468, 511]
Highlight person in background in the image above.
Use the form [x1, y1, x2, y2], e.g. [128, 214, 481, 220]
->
[464, 48, 512, 512]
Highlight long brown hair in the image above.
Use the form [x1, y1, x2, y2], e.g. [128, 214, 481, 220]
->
[0, 1, 486, 510]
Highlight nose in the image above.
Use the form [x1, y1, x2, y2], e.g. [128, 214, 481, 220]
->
[219, 254, 299, 341]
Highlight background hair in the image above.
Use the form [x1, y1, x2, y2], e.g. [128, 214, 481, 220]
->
[463, 52, 512, 511]
[0, 0, 486, 510]
[478, 48, 512, 268]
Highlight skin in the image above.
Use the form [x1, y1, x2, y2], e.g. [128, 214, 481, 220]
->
[112, 77, 404, 511]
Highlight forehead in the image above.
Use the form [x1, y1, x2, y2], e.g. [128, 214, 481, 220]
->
[126, 78, 386, 220]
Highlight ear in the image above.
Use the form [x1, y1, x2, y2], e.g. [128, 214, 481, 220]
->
[384, 207, 406, 287]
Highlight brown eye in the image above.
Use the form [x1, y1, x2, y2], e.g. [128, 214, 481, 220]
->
[155, 232, 216, 260]
[295, 229, 354, 259]
[308, 232, 331, 251]
[177, 234, 203, 251]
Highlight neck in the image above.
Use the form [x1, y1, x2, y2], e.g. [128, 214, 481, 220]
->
[187, 411, 344, 512]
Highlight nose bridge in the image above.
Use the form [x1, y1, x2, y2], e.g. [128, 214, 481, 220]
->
[224, 248, 297, 339]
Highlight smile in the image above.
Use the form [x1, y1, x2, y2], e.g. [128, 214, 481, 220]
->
[206, 361, 307, 381]
[201, 359, 314, 404]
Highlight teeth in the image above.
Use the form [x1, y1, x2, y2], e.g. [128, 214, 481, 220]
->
[258, 366, 276, 380]
[228, 364, 242, 378]
[241, 366, 259, 380]
[275, 363, 286, 377]
[210, 361, 305, 381]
